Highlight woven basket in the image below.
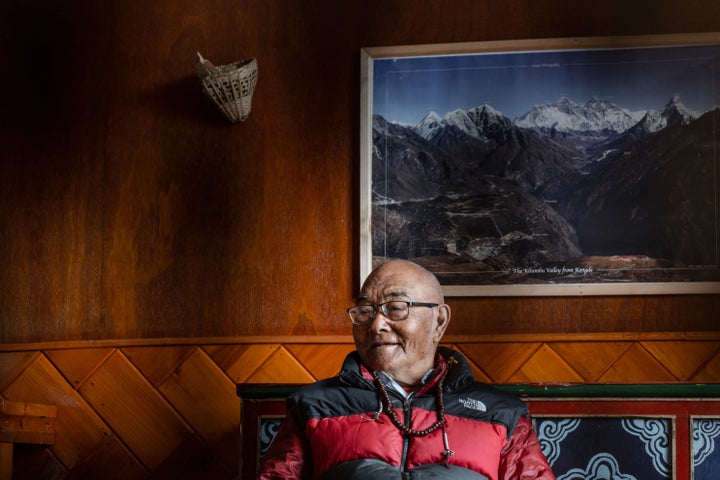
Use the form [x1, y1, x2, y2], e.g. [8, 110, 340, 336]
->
[197, 52, 258, 122]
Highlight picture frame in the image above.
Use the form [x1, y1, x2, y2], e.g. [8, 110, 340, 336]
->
[360, 33, 720, 296]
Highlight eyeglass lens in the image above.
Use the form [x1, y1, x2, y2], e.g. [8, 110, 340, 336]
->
[350, 301, 409, 324]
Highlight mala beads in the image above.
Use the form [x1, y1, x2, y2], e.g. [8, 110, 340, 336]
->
[371, 358, 456, 466]
[371, 366, 449, 436]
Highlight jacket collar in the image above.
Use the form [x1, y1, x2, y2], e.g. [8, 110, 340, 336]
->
[338, 347, 474, 394]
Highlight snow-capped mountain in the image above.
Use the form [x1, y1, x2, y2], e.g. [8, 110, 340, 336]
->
[514, 97, 639, 133]
[663, 94, 699, 125]
[637, 109, 666, 134]
[415, 104, 511, 142]
[632, 95, 699, 134]
[608, 95, 700, 140]
[414, 111, 444, 139]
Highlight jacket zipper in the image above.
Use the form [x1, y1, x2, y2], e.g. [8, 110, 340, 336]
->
[400, 394, 412, 478]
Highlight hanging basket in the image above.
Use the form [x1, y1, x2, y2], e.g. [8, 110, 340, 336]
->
[196, 52, 258, 123]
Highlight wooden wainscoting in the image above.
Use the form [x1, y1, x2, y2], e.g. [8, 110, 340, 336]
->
[1, 333, 719, 479]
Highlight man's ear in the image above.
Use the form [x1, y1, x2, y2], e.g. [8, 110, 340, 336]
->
[433, 304, 451, 342]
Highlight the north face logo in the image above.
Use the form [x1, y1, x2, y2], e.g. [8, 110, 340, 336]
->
[459, 397, 487, 412]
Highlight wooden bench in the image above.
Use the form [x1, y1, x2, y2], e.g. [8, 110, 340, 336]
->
[237, 383, 720, 480]
[0, 400, 57, 480]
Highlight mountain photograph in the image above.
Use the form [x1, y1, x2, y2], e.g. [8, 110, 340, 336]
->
[368, 42, 720, 286]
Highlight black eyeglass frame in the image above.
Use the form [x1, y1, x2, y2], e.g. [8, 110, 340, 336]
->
[346, 301, 439, 326]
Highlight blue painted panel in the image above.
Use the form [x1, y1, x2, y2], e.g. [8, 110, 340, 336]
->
[260, 418, 284, 456]
[536, 417, 671, 480]
[693, 418, 720, 480]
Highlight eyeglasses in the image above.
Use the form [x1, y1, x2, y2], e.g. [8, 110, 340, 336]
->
[346, 301, 439, 326]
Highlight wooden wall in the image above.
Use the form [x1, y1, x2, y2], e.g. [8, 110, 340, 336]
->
[1, 0, 720, 478]
[2, 0, 719, 344]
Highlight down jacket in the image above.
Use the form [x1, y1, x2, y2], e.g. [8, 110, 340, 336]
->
[259, 347, 555, 480]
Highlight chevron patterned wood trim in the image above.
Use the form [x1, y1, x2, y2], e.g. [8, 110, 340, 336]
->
[1, 335, 719, 478]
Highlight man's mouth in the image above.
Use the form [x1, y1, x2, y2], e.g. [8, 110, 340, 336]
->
[372, 342, 399, 349]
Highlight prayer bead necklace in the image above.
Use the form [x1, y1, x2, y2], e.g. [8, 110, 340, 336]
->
[371, 362, 451, 437]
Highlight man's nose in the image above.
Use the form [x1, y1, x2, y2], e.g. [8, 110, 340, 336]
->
[368, 307, 392, 332]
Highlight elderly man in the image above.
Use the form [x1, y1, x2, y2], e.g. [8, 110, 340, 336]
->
[259, 259, 555, 479]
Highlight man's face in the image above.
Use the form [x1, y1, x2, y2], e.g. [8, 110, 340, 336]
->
[352, 262, 449, 386]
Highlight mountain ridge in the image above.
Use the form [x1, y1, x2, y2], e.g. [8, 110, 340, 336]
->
[370, 95, 717, 284]
[406, 95, 699, 138]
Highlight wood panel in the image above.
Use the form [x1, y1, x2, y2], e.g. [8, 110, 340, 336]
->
[0, 352, 37, 391]
[641, 341, 720, 380]
[78, 351, 190, 470]
[157, 349, 239, 471]
[46, 348, 115, 388]
[1, 1, 720, 345]
[548, 342, 631, 382]
[507, 344, 585, 383]
[441, 343, 494, 383]
[2, 354, 111, 470]
[244, 346, 316, 384]
[205, 345, 280, 383]
[455, 343, 542, 382]
[285, 344, 356, 380]
[63, 434, 147, 480]
[596, 344, 677, 383]
[0, 0, 108, 344]
[122, 346, 196, 386]
[693, 351, 720, 382]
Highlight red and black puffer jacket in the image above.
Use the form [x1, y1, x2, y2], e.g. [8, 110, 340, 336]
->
[259, 348, 556, 480]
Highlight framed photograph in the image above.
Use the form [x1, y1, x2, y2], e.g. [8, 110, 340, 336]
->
[360, 33, 720, 296]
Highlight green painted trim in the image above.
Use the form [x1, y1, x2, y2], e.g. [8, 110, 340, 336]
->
[494, 383, 720, 398]
[237, 384, 303, 399]
[237, 383, 720, 399]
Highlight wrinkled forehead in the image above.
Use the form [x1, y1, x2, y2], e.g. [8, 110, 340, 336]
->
[357, 262, 438, 303]
[357, 273, 417, 303]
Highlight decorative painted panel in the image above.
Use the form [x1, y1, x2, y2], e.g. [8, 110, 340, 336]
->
[536, 417, 672, 479]
[693, 418, 720, 479]
[259, 418, 284, 457]
[535, 416, 720, 479]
